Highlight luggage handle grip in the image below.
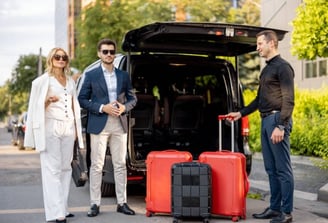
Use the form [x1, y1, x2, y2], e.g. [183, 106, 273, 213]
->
[218, 115, 233, 121]
[219, 115, 249, 194]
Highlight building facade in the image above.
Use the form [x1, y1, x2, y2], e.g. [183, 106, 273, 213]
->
[261, 0, 328, 89]
[55, 0, 69, 51]
[55, 0, 83, 59]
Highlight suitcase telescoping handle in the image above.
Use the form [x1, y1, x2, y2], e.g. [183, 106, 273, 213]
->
[218, 115, 234, 152]
[218, 115, 250, 196]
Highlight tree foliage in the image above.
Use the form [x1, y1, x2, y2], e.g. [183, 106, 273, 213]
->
[291, 0, 328, 60]
[2, 0, 262, 119]
[0, 82, 29, 120]
[186, 0, 232, 22]
[9, 54, 45, 94]
[238, 53, 260, 90]
[74, 0, 173, 70]
[227, 0, 260, 25]
[245, 86, 328, 166]
[73, 0, 261, 72]
[229, 0, 261, 89]
[0, 54, 45, 119]
[0, 84, 11, 119]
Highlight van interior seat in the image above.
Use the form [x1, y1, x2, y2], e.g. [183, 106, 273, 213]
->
[132, 94, 160, 132]
[169, 95, 205, 141]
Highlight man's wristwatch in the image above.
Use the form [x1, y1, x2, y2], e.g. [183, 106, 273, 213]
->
[277, 125, 285, 131]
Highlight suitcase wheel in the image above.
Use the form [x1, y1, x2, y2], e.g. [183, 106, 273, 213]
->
[203, 218, 210, 223]
[146, 210, 153, 217]
[232, 216, 239, 222]
[172, 217, 179, 223]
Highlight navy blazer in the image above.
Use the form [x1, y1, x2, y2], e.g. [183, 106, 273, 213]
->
[78, 65, 137, 134]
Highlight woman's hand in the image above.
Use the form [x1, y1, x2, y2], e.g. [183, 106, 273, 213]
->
[45, 96, 59, 107]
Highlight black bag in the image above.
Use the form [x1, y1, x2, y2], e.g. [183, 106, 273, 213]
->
[71, 140, 88, 187]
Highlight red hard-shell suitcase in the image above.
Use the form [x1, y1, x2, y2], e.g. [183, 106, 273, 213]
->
[198, 115, 249, 222]
[145, 150, 193, 217]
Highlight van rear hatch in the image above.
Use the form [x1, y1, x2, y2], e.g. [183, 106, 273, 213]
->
[122, 22, 287, 56]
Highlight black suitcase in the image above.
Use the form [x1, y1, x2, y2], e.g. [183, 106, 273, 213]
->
[71, 140, 88, 187]
[171, 162, 211, 223]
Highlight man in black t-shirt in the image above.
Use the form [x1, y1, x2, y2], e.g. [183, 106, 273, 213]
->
[228, 30, 294, 223]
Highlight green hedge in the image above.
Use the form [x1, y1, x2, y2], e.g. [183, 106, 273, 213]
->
[243, 87, 328, 163]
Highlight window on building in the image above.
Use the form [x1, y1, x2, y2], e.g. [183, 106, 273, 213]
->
[305, 60, 317, 78]
[305, 58, 328, 78]
[319, 59, 328, 77]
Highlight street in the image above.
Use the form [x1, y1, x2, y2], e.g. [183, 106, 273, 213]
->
[0, 126, 328, 223]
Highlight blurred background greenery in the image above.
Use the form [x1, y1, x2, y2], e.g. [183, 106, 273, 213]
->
[1, 0, 327, 165]
[244, 87, 328, 166]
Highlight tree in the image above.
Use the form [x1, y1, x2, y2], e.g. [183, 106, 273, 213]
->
[73, 0, 261, 89]
[6, 54, 46, 116]
[227, 0, 261, 89]
[9, 54, 45, 94]
[186, 0, 232, 22]
[0, 82, 29, 120]
[227, 0, 260, 26]
[74, 0, 173, 70]
[291, 0, 328, 60]
[0, 84, 11, 119]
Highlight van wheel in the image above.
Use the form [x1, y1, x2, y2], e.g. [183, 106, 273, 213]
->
[101, 181, 115, 197]
[17, 135, 25, 150]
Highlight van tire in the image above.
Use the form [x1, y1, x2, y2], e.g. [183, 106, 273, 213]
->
[17, 134, 24, 150]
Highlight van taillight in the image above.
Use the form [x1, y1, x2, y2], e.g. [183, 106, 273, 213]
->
[241, 116, 249, 136]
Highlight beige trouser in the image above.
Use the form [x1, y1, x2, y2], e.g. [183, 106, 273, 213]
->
[41, 118, 75, 221]
[89, 116, 127, 206]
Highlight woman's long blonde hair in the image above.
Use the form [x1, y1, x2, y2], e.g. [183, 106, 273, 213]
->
[45, 47, 70, 76]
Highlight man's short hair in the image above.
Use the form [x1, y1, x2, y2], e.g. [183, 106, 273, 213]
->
[256, 30, 278, 48]
[97, 38, 117, 51]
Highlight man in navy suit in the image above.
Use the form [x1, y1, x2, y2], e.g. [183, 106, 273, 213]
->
[78, 38, 137, 217]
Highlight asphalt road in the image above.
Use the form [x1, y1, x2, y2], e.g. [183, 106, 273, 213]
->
[1, 125, 328, 223]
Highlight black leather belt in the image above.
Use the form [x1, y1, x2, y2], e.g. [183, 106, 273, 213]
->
[260, 110, 280, 118]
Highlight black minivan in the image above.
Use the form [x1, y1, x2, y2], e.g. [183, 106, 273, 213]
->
[79, 22, 287, 196]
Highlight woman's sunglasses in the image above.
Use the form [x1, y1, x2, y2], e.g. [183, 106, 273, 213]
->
[53, 54, 69, 61]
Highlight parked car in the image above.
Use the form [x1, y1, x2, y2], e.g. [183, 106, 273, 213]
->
[79, 22, 287, 196]
[11, 112, 27, 150]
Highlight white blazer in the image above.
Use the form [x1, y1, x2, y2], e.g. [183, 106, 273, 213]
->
[24, 72, 84, 151]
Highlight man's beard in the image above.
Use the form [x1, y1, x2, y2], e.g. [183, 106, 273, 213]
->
[102, 59, 113, 65]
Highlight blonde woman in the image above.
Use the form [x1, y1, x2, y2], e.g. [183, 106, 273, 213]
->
[24, 48, 84, 223]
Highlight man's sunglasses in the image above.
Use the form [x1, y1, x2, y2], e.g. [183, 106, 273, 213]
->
[53, 54, 69, 61]
[101, 50, 116, 55]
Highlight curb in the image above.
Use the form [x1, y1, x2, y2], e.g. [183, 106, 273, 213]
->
[252, 152, 323, 166]
[318, 184, 328, 202]
[249, 179, 318, 201]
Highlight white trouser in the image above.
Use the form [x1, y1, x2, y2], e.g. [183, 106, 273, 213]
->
[90, 116, 127, 206]
[41, 118, 75, 221]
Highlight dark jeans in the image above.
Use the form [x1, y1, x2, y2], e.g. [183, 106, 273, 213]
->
[261, 112, 294, 213]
